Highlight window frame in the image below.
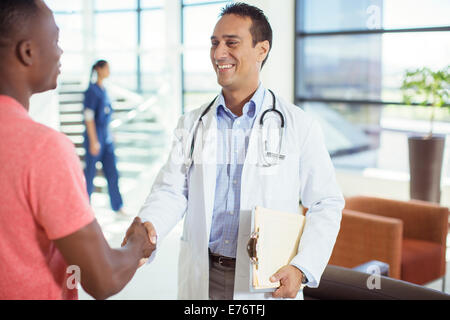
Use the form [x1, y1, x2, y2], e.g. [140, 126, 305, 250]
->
[294, 0, 450, 157]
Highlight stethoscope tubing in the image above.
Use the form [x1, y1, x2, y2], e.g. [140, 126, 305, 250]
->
[187, 89, 285, 166]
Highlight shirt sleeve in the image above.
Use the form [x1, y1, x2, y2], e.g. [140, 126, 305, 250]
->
[27, 131, 95, 240]
[83, 86, 97, 112]
[84, 108, 95, 121]
[290, 262, 316, 287]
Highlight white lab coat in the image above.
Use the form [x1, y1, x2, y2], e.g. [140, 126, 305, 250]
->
[139, 88, 344, 300]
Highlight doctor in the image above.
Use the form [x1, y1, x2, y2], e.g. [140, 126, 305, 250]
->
[124, 3, 344, 300]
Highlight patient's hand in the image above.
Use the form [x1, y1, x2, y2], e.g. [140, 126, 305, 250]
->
[122, 219, 157, 267]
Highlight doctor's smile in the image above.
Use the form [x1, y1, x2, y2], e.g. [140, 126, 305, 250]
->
[216, 63, 236, 74]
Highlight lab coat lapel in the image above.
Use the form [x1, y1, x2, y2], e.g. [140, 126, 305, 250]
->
[197, 99, 218, 242]
[241, 89, 273, 207]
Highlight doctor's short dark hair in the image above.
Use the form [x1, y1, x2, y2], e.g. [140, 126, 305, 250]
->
[220, 2, 273, 68]
[0, 0, 39, 48]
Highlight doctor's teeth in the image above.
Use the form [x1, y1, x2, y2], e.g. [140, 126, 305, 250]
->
[218, 64, 233, 69]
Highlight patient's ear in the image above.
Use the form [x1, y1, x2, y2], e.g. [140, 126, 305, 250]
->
[16, 40, 34, 67]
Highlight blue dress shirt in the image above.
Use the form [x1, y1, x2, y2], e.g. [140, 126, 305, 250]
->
[208, 84, 265, 258]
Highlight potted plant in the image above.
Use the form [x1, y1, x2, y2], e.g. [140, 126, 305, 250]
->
[401, 66, 449, 203]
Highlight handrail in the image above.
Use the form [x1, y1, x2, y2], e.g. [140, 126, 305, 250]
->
[107, 82, 144, 106]
[58, 76, 163, 130]
[110, 95, 158, 129]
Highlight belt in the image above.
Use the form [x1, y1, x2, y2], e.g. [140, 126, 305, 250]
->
[209, 253, 236, 268]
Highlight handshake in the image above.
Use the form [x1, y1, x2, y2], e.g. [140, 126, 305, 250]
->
[121, 217, 158, 267]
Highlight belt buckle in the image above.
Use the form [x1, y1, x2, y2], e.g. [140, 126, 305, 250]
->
[218, 256, 224, 266]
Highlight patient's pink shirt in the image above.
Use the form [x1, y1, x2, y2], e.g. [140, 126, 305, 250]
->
[0, 95, 95, 300]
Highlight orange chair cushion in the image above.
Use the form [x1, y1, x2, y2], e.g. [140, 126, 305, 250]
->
[401, 238, 444, 285]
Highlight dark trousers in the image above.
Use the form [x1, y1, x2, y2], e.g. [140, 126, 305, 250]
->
[209, 256, 236, 300]
[84, 141, 123, 211]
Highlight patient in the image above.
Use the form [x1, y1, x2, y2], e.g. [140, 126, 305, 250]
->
[0, 0, 154, 300]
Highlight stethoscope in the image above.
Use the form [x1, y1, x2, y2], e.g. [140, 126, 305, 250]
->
[184, 89, 285, 171]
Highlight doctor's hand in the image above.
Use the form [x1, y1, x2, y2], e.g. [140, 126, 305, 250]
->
[270, 265, 304, 299]
[122, 219, 157, 267]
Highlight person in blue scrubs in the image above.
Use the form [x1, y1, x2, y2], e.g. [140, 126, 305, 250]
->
[83, 60, 126, 215]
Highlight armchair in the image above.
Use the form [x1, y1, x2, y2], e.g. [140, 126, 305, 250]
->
[329, 196, 448, 290]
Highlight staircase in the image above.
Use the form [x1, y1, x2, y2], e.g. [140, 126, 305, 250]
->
[58, 80, 169, 198]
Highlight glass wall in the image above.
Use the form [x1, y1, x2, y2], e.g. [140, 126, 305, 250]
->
[182, 0, 232, 112]
[94, 10, 138, 91]
[45, 0, 165, 95]
[295, 0, 450, 177]
[46, 0, 85, 76]
[46, 0, 233, 110]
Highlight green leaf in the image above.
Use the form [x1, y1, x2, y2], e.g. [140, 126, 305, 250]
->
[400, 65, 450, 133]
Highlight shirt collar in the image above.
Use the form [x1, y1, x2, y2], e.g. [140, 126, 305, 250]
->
[217, 83, 265, 120]
[0, 95, 29, 117]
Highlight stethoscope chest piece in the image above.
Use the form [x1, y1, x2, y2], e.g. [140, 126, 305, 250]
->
[258, 90, 286, 167]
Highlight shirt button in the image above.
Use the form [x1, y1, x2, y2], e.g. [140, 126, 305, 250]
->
[233, 180, 237, 184]
[225, 240, 230, 244]
[229, 212, 234, 215]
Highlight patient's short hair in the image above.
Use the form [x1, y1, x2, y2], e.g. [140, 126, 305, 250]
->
[0, 0, 40, 48]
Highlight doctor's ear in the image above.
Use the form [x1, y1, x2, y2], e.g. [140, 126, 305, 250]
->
[256, 40, 270, 64]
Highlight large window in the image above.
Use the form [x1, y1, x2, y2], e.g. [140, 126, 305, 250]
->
[46, 0, 236, 111]
[46, 0, 84, 76]
[295, 0, 450, 178]
[182, 0, 232, 112]
[95, 11, 138, 91]
[45, 0, 165, 95]
[94, 1, 164, 93]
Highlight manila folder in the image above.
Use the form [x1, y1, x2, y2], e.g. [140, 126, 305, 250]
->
[251, 206, 306, 290]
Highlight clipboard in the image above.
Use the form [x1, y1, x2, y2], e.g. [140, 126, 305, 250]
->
[246, 206, 306, 292]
